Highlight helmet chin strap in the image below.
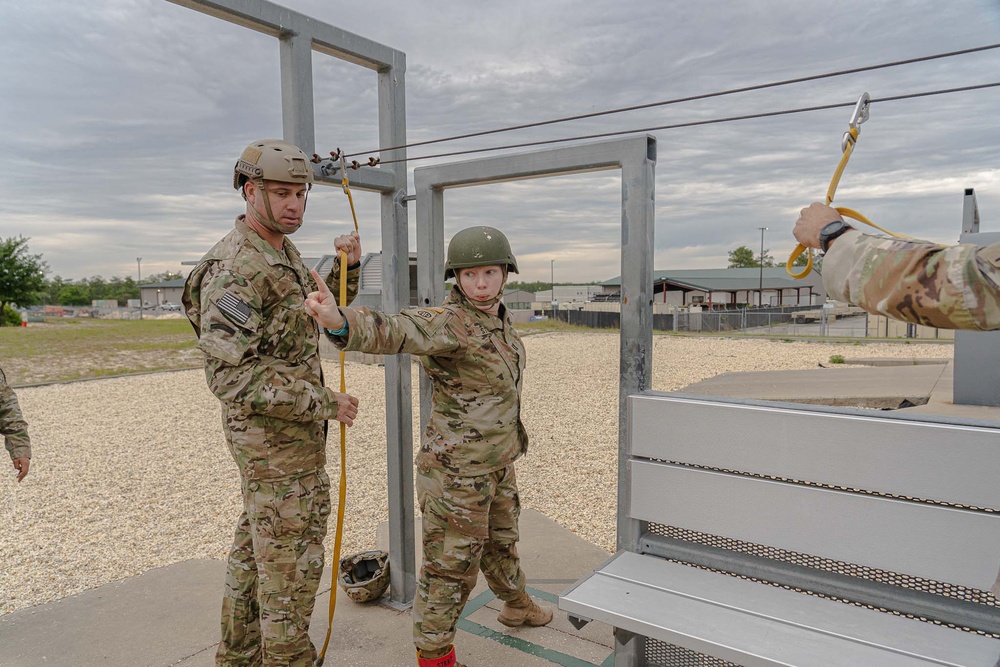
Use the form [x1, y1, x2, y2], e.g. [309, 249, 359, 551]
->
[246, 179, 307, 235]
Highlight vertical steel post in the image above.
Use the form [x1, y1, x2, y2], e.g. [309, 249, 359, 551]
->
[415, 184, 446, 433]
[279, 31, 315, 154]
[962, 188, 980, 234]
[615, 137, 655, 667]
[377, 50, 416, 607]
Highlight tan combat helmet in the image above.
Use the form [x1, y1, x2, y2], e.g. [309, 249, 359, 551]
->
[338, 550, 390, 603]
[234, 139, 313, 234]
[445, 226, 518, 307]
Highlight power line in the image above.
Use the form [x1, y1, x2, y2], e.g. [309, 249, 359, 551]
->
[342, 42, 1000, 160]
[373, 82, 1000, 165]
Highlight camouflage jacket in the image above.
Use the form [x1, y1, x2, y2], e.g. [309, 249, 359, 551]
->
[823, 230, 1000, 331]
[334, 285, 527, 476]
[182, 216, 360, 480]
[0, 365, 30, 461]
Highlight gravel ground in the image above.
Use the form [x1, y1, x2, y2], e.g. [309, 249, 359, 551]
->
[0, 333, 953, 614]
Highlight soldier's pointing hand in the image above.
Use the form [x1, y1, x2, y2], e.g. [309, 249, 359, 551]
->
[305, 269, 347, 331]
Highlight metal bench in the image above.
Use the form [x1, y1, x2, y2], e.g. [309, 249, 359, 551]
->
[560, 393, 1000, 666]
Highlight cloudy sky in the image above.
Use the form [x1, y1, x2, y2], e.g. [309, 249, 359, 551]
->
[1, 0, 998, 284]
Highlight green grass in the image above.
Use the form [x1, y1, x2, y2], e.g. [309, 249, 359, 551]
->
[0, 318, 195, 358]
[0, 318, 199, 385]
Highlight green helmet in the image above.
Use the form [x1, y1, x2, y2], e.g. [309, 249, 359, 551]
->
[444, 226, 519, 280]
[339, 550, 390, 603]
[233, 139, 313, 193]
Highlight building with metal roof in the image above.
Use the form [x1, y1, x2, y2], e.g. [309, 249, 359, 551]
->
[601, 266, 825, 308]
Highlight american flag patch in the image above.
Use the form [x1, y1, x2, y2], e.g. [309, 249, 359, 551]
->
[217, 292, 252, 326]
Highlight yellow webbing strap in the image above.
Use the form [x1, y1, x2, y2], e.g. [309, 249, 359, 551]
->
[317, 159, 361, 666]
[787, 124, 909, 279]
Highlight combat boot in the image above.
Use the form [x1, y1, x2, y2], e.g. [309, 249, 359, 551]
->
[417, 644, 466, 667]
[497, 592, 553, 628]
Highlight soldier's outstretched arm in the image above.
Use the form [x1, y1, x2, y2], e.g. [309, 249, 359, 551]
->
[823, 232, 1000, 331]
[306, 270, 461, 357]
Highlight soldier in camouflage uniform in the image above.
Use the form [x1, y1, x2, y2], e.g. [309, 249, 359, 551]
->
[1, 365, 31, 483]
[794, 202, 1000, 330]
[182, 139, 361, 667]
[302, 226, 552, 667]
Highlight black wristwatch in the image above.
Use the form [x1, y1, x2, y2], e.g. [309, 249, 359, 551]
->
[818, 220, 854, 253]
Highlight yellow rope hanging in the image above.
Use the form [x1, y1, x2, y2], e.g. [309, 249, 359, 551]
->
[786, 94, 909, 279]
[317, 153, 361, 666]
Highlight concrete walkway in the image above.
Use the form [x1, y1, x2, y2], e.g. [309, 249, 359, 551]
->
[679, 359, 1000, 421]
[0, 509, 614, 667]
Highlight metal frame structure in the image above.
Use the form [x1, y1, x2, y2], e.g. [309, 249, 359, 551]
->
[167, 0, 416, 607]
[413, 134, 656, 659]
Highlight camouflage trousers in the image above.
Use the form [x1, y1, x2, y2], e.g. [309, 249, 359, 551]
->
[216, 469, 331, 667]
[413, 463, 527, 654]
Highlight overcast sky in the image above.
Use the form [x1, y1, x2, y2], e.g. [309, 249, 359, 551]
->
[1, 0, 998, 285]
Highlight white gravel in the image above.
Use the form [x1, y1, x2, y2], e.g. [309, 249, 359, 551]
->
[0, 333, 953, 614]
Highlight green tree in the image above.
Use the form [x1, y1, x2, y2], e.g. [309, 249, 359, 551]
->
[42, 275, 70, 305]
[143, 271, 182, 284]
[506, 281, 551, 294]
[58, 284, 90, 306]
[728, 245, 775, 269]
[0, 236, 47, 318]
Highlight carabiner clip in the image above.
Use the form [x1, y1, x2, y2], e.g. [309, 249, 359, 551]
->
[337, 148, 350, 193]
[841, 92, 871, 152]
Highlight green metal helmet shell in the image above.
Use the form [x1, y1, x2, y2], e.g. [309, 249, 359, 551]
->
[444, 226, 519, 280]
[233, 139, 314, 193]
[338, 550, 390, 603]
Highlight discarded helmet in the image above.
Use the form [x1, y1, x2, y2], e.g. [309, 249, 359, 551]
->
[444, 226, 519, 280]
[233, 139, 314, 193]
[339, 550, 390, 603]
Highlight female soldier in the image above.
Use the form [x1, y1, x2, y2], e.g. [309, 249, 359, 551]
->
[304, 226, 551, 667]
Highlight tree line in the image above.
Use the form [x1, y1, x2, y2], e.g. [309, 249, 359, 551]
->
[0, 236, 181, 324]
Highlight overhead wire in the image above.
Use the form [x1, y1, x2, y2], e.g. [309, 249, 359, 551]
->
[370, 82, 1000, 166]
[341, 42, 1000, 160]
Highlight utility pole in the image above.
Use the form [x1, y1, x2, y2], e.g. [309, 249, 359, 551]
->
[757, 227, 767, 307]
[137, 257, 143, 320]
[550, 259, 556, 318]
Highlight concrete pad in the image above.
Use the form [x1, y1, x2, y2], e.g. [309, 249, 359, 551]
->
[0, 559, 223, 667]
[0, 509, 614, 667]
[680, 364, 949, 409]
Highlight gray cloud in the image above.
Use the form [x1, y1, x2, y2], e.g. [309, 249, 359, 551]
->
[1, 0, 998, 283]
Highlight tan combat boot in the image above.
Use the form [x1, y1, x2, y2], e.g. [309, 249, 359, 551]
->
[497, 592, 553, 628]
[417, 644, 466, 667]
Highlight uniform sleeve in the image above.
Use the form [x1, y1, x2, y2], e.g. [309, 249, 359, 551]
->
[322, 255, 361, 307]
[195, 264, 339, 421]
[823, 231, 1000, 331]
[334, 306, 464, 357]
[0, 370, 31, 461]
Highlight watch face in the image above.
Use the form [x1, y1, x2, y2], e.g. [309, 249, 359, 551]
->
[820, 221, 850, 252]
